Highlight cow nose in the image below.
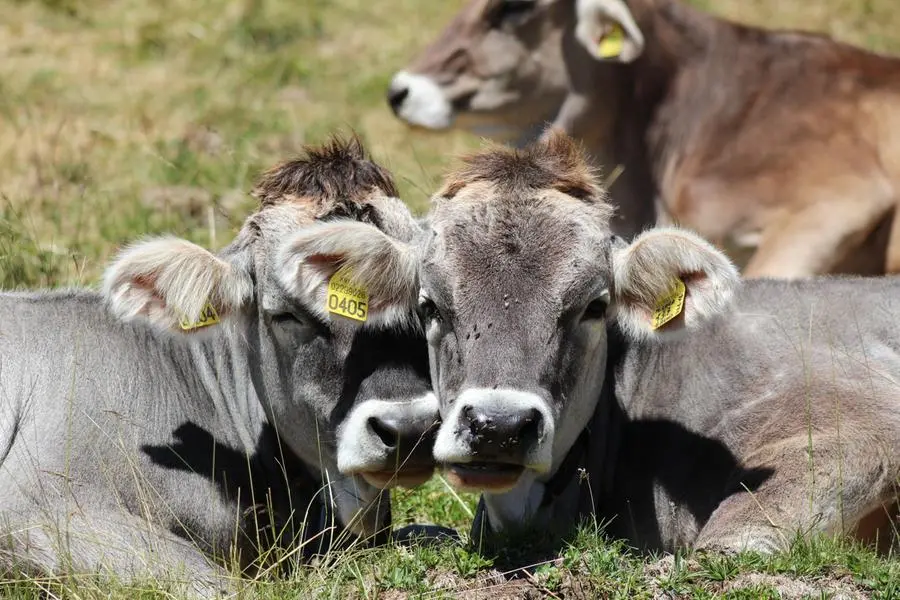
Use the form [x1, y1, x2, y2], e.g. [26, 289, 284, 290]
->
[387, 85, 409, 114]
[460, 405, 544, 460]
[368, 415, 400, 449]
[368, 414, 439, 467]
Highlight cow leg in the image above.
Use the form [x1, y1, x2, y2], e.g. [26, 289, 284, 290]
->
[883, 202, 900, 273]
[694, 434, 899, 554]
[1, 508, 231, 598]
[742, 193, 894, 278]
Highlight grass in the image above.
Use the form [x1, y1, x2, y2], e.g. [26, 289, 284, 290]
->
[1, 0, 899, 596]
[2, 528, 898, 598]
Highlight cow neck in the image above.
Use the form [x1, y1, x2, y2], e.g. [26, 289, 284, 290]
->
[600, 0, 718, 234]
[182, 322, 269, 455]
[540, 428, 589, 507]
[542, 326, 627, 510]
[623, 1, 712, 120]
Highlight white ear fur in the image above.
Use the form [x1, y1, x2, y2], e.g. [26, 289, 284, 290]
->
[277, 220, 420, 328]
[611, 227, 739, 341]
[575, 0, 645, 63]
[102, 236, 253, 331]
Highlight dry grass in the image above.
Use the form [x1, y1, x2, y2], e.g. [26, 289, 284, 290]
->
[0, 0, 477, 288]
[700, 0, 900, 52]
[1, 0, 900, 597]
[1, 0, 898, 288]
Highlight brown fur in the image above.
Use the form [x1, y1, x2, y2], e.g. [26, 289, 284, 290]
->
[394, 0, 900, 277]
[439, 129, 607, 204]
[252, 134, 399, 219]
[565, 0, 900, 275]
[392, 0, 571, 138]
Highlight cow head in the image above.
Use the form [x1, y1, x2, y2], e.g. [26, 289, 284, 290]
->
[387, 0, 575, 142]
[419, 131, 737, 528]
[102, 136, 436, 539]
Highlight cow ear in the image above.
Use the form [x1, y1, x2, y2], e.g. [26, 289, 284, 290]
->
[575, 0, 645, 63]
[278, 220, 420, 328]
[103, 237, 253, 333]
[610, 228, 739, 341]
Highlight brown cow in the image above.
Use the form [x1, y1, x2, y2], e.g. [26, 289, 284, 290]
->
[388, 0, 900, 277]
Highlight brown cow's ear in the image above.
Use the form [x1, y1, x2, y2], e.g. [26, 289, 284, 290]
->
[103, 237, 253, 333]
[575, 0, 645, 63]
[610, 228, 739, 341]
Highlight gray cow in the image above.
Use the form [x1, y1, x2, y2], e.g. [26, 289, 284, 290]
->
[413, 131, 900, 554]
[0, 137, 437, 594]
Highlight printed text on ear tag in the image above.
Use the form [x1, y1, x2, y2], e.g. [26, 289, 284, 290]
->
[179, 301, 220, 331]
[327, 266, 369, 322]
[650, 279, 686, 330]
[597, 23, 625, 58]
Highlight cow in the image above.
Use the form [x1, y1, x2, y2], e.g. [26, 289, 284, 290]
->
[388, 0, 900, 278]
[414, 131, 900, 555]
[0, 136, 438, 595]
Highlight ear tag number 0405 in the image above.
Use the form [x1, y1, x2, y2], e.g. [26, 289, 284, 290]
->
[597, 23, 625, 59]
[650, 279, 685, 330]
[179, 301, 220, 331]
[327, 267, 369, 322]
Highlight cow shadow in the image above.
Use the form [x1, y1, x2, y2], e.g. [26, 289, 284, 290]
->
[472, 408, 774, 574]
[140, 422, 331, 569]
[601, 414, 775, 551]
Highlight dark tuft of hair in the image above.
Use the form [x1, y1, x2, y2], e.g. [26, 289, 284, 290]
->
[252, 134, 399, 216]
[438, 128, 606, 203]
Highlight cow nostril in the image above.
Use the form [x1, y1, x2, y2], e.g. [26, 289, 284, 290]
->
[518, 408, 543, 443]
[367, 416, 399, 448]
[462, 405, 492, 436]
[387, 86, 410, 113]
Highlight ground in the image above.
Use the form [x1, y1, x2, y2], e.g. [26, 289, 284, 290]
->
[1, 0, 899, 597]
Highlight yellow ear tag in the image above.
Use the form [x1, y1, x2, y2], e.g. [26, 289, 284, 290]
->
[327, 266, 369, 322]
[597, 23, 625, 59]
[650, 279, 686, 330]
[179, 301, 220, 331]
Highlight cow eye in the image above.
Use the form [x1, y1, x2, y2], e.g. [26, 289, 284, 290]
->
[582, 292, 610, 321]
[418, 297, 442, 324]
[272, 312, 301, 325]
[492, 0, 536, 28]
[271, 310, 329, 338]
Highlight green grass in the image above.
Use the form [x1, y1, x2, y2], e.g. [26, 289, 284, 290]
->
[2, 529, 898, 598]
[2, 0, 899, 596]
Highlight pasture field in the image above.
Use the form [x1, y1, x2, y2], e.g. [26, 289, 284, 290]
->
[1, 0, 900, 597]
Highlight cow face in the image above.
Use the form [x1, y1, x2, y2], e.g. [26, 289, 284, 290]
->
[388, 0, 574, 142]
[420, 131, 737, 526]
[102, 137, 436, 538]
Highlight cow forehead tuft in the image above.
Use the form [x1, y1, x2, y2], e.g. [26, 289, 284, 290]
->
[251, 133, 399, 217]
[435, 130, 612, 211]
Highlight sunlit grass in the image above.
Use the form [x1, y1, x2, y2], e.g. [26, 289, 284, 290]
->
[1, 0, 899, 596]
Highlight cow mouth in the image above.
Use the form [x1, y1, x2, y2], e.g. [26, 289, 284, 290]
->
[445, 462, 525, 492]
[360, 467, 435, 489]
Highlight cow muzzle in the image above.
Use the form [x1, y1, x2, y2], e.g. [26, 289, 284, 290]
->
[387, 71, 454, 129]
[433, 388, 555, 493]
[337, 393, 440, 489]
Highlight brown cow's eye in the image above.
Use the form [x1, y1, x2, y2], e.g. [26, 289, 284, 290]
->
[492, 0, 536, 28]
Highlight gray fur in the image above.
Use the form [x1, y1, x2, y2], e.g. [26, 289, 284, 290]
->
[422, 134, 900, 553]
[0, 191, 435, 593]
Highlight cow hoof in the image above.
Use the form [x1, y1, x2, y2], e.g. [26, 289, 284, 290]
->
[392, 524, 461, 546]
